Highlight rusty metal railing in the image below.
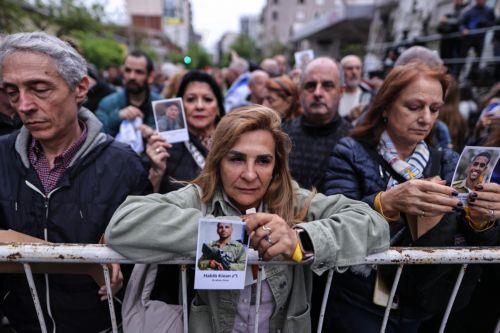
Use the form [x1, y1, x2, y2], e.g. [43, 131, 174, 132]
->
[0, 244, 499, 333]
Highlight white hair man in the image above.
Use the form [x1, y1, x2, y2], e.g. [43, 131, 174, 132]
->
[0, 32, 149, 332]
[224, 57, 251, 112]
[338, 55, 373, 122]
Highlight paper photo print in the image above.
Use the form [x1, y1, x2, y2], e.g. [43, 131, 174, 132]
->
[194, 219, 248, 290]
[152, 98, 189, 144]
[451, 146, 500, 204]
[294, 49, 314, 70]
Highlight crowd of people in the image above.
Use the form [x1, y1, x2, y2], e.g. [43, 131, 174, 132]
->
[0, 23, 498, 333]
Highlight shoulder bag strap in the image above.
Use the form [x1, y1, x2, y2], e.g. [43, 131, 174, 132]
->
[360, 142, 408, 184]
[428, 148, 443, 177]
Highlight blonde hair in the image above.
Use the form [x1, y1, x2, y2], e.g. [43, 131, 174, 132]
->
[192, 105, 306, 224]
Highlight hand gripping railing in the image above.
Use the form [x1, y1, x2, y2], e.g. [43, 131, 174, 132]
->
[0, 244, 499, 333]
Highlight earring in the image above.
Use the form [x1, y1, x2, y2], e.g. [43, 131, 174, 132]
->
[382, 116, 388, 124]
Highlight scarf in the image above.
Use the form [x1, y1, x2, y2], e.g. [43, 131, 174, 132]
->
[378, 130, 430, 188]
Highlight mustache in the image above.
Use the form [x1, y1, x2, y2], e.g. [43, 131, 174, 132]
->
[310, 101, 327, 108]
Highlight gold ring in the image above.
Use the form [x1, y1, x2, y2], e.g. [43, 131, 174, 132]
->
[262, 225, 271, 232]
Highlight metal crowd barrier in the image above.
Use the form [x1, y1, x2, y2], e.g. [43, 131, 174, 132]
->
[0, 244, 499, 333]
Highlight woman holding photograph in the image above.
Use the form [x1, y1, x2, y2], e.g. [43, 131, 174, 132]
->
[323, 62, 499, 332]
[146, 70, 225, 193]
[106, 106, 390, 333]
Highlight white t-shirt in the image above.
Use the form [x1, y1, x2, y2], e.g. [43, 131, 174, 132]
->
[339, 87, 361, 117]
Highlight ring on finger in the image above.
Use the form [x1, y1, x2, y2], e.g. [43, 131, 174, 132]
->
[262, 225, 271, 232]
[264, 234, 274, 244]
[487, 209, 495, 221]
[420, 210, 426, 217]
[155, 148, 161, 154]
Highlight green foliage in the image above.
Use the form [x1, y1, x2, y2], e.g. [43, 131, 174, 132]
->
[73, 32, 125, 70]
[30, 0, 105, 36]
[0, 0, 26, 33]
[230, 34, 258, 61]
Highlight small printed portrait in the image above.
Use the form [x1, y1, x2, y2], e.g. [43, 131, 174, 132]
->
[294, 49, 315, 70]
[153, 99, 185, 132]
[452, 147, 500, 194]
[197, 222, 247, 271]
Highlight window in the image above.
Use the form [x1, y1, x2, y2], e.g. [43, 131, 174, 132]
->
[298, 0, 305, 4]
[273, 0, 278, 4]
[272, 11, 278, 21]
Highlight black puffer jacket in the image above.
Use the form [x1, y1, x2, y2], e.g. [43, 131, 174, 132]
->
[0, 109, 150, 333]
[324, 137, 498, 317]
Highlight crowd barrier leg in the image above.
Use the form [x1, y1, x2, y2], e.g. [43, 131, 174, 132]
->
[181, 265, 189, 333]
[439, 264, 467, 333]
[101, 264, 118, 333]
[317, 269, 334, 333]
[380, 264, 404, 333]
[23, 263, 48, 333]
[253, 266, 263, 333]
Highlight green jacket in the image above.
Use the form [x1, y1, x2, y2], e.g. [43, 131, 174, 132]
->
[105, 184, 389, 333]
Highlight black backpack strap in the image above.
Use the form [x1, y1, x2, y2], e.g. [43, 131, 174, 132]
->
[360, 142, 408, 184]
[428, 148, 443, 177]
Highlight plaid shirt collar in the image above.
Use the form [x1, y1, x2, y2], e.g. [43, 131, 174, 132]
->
[28, 121, 88, 193]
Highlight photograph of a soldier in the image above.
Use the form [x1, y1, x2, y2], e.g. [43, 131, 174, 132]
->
[452, 147, 500, 194]
[153, 99, 185, 132]
[197, 221, 247, 271]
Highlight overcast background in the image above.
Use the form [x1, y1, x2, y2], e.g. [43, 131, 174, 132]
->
[104, 0, 266, 52]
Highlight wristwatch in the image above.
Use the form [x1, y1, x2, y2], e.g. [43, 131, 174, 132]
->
[295, 228, 314, 255]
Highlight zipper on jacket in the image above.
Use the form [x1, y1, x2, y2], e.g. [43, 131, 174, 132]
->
[25, 180, 61, 333]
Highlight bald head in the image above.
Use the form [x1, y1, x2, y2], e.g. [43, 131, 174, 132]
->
[248, 70, 269, 104]
[260, 58, 280, 77]
[300, 57, 342, 125]
[300, 57, 340, 86]
[273, 54, 287, 75]
[340, 55, 363, 89]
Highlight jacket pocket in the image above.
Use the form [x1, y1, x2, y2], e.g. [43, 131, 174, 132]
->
[283, 303, 311, 333]
[189, 301, 214, 333]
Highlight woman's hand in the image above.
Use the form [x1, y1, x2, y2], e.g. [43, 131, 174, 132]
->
[145, 134, 172, 192]
[243, 213, 298, 261]
[468, 183, 500, 224]
[380, 179, 461, 217]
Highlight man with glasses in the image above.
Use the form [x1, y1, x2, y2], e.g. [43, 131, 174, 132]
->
[453, 151, 492, 193]
[282, 57, 351, 193]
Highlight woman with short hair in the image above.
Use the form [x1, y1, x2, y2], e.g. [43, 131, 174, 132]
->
[106, 106, 389, 333]
[323, 61, 499, 332]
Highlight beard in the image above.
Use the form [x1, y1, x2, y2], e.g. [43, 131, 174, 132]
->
[345, 77, 360, 89]
[125, 80, 147, 94]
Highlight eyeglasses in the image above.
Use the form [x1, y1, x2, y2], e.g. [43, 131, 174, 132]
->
[472, 161, 487, 168]
[303, 80, 336, 93]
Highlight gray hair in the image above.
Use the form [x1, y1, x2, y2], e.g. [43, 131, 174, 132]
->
[229, 57, 249, 75]
[0, 32, 87, 90]
[394, 46, 443, 69]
